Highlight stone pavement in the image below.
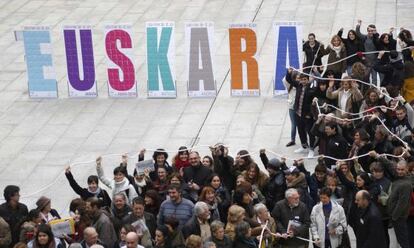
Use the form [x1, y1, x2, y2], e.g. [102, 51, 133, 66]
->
[0, 0, 412, 246]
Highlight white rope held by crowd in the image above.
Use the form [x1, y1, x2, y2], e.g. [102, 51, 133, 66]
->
[5, 44, 413, 199]
[301, 46, 413, 71]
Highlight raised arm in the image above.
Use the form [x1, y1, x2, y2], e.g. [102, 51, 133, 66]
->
[64, 166, 86, 196]
[326, 80, 339, 99]
[96, 156, 113, 189]
[355, 19, 366, 40]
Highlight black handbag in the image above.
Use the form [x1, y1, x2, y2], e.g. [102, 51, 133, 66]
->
[337, 224, 351, 248]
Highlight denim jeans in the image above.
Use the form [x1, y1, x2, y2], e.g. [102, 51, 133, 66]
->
[288, 109, 297, 142]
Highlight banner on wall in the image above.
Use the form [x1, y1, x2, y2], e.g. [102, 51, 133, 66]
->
[229, 23, 260, 97]
[23, 26, 58, 98]
[104, 24, 137, 98]
[146, 22, 176, 98]
[273, 21, 303, 95]
[63, 25, 97, 98]
[185, 22, 216, 97]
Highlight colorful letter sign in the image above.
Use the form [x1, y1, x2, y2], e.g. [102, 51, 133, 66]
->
[146, 22, 176, 98]
[229, 23, 260, 96]
[23, 26, 58, 98]
[185, 22, 216, 97]
[104, 24, 137, 97]
[63, 25, 97, 98]
[273, 22, 302, 95]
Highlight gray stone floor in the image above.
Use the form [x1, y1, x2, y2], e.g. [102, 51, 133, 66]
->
[1, 0, 412, 246]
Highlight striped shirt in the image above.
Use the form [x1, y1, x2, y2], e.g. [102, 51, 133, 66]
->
[157, 198, 194, 228]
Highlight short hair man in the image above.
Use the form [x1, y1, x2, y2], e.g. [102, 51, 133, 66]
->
[350, 190, 387, 248]
[85, 198, 117, 248]
[157, 184, 194, 228]
[0, 185, 28, 247]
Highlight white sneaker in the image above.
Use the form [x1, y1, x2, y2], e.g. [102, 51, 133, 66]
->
[294, 147, 308, 153]
[307, 150, 315, 158]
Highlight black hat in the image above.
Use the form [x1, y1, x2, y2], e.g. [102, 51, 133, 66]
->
[267, 158, 281, 170]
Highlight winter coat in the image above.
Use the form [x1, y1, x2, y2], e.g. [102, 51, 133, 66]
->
[321, 45, 347, 75]
[213, 154, 236, 192]
[96, 165, 138, 204]
[374, 58, 405, 87]
[183, 164, 212, 188]
[303, 40, 324, 68]
[214, 185, 231, 223]
[386, 175, 413, 221]
[65, 171, 112, 207]
[92, 211, 117, 248]
[123, 211, 157, 238]
[349, 203, 387, 248]
[326, 86, 363, 118]
[324, 133, 349, 168]
[338, 29, 365, 66]
[310, 201, 347, 248]
[271, 199, 311, 247]
[182, 216, 203, 239]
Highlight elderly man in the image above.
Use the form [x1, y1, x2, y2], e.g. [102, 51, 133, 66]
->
[122, 232, 144, 248]
[182, 201, 211, 241]
[80, 227, 106, 248]
[271, 188, 310, 248]
[253, 203, 278, 248]
[350, 190, 387, 248]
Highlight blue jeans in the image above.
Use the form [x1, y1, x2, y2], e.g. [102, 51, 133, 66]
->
[288, 109, 297, 142]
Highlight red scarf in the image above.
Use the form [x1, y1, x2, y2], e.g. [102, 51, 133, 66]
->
[174, 158, 190, 170]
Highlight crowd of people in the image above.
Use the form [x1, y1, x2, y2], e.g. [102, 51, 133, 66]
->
[1, 21, 414, 248]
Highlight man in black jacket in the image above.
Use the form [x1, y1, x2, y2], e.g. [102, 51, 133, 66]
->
[260, 150, 287, 212]
[350, 190, 387, 248]
[285, 68, 316, 158]
[323, 122, 348, 168]
[183, 151, 212, 200]
[123, 197, 156, 239]
[0, 185, 28, 247]
[271, 188, 311, 248]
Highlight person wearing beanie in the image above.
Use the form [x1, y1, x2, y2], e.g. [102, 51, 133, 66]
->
[35, 196, 60, 224]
